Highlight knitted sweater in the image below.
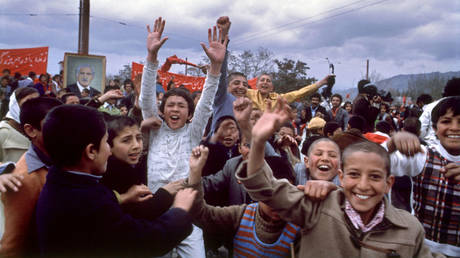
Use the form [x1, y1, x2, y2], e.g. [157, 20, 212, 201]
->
[139, 61, 219, 192]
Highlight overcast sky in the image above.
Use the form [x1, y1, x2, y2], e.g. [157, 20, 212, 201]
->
[0, 0, 458, 90]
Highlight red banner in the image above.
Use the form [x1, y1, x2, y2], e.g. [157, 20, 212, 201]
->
[0, 47, 48, 75]
[131, 57, 258, 92]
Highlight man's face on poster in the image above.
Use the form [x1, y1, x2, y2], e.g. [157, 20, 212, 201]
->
[77, 66, 94, 88]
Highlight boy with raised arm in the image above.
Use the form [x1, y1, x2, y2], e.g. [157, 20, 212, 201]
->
[235, 98, 439, 257]
[139, 17, 227, 257]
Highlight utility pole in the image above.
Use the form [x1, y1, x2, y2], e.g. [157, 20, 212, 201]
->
[185, 58, 188, 76]
[78, 0, 90, 54]
[366, 59, 369, 80]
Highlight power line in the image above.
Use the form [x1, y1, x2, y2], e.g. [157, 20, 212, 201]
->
[231, 0, 391, 47]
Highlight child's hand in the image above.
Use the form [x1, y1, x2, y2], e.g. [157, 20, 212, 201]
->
[216, 16, 231, 40]
[440, 163, 460, 182]
[119, 184, 152, 205]
[146, 17, 168, 63]
[173, 188, 197, 212]
[200, 25, 228, 76]
[233, 97, 252, 126]
[161, 179, 185, 195]
[0, 173, 24, 193]
[252, 97, 292, 144]
[297, 180, 338, 201]
[386, 131, 424, 156]
[140, 116, 162, 132]
[189, 145, 209, 183]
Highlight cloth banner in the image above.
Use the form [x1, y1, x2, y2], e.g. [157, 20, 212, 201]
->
[0, 46, 48, 75]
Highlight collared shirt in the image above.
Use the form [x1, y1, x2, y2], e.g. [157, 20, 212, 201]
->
[24, 145, 51, 174]
[310, 105, 318, 118]
[345, 200, 385, 232]
[66, 170, 103, 181]
[76, 81, 92, 94]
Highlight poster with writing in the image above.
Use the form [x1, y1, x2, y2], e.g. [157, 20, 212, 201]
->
[0, 46, 48, 75]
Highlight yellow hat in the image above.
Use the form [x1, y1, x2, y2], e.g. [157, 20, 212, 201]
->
[307, 117, 326, 130]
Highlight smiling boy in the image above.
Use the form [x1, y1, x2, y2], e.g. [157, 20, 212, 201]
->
[384, 96, 460, 257]
[235, 98, 438, 257]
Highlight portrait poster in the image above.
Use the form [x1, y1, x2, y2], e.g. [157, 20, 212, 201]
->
[63, 53, 106, 94]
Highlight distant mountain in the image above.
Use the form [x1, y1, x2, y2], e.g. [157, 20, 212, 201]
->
[335, 71, 460, 101]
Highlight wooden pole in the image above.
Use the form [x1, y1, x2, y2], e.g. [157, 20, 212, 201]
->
[366, 59, 369, 80]
[78, 0, 90, 54]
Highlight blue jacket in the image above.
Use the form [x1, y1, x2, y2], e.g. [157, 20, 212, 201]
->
[36, 166, 193, 257]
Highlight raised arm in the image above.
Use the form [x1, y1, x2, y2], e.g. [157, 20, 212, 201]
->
[248, 97, 292, 175]
[213, 16, 231, 106]
[280, 75, 333, 103]
[190, 25, 228, 146]
[139, 17, 168, 119]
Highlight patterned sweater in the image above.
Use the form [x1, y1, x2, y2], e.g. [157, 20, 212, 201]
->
[139, 61, 219, 192]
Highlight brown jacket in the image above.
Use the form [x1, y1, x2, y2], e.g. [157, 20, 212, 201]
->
[0, 152, 47, 257]
[236, 161, 442, 258]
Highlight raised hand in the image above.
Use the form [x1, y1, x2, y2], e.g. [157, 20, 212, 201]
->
[233, 97, 253, 125]
[189, 145, 209, 184]
[200, 26, 228, 76]
[146, 17, 168, 63]
[216, 16, 231, 40]
[141, 116, 163, 132]
[97, 89, 124, 103]
[252, 97, 292, 143]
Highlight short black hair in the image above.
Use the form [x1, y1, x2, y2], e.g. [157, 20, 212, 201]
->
[348, 115, 366, 132]
[324, 121, 341, 136]
[442, 77, 460, 97]
[375, 121, 392, 135]
[43, 105, 107, 167]
[310, 93, 321, 100]
[342, 141, 390, 176]
[28, 71, 36, 78]
[61, 93, 78, 103]
[213, 115, 241, 144]
[123, 79, 133, 86]
[15, 87, 39, 103]
[227, 72, 248, 86]
[191, 91, 201, 101]
[331, 94, 342, 102]
[20, 97, 62, 131]
[403, 117, 421, 136]
[159, 88, 195, 118]
[107, 116, 138, 147]
[416, 94, 432, 105]
[81, 88, 90, 94]
[357, 79, 370, 93]
[431, 96, 460, 130]
[301, 135, 326, 156]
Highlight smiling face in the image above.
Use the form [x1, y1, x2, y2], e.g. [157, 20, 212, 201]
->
[163, 95, 191, 130]
[256, 74, 273, 97]
[435, 109, 460, 155]
[77, 67, 94, 87]
[306, 140, 340, 181]
[339, 151, 394, 224]
[111, 125, 143, 165]
[227, 75, 248, 98]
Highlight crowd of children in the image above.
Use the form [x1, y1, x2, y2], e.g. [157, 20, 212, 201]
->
[0, 15, 458, 258]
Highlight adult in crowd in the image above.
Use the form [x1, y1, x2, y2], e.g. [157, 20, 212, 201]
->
[327, 93, 348, 130]
[67, 64, 101, 98]
[304, 93, 330, 123]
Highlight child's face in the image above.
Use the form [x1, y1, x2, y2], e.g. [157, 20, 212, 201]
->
[216, 119, 239, 148]
[163, 95, 191, 130]
[111, 125, 143, 165]
[435, 109, 460, 155]
[259, 202, 281, 221]
[339, 151, 394, 224]
[305, 141, 340, 181]
[120, 106, 128, 116]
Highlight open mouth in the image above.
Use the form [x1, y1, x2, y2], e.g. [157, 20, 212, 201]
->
[317, 164, 331, 171]
[128, 153, 140, 159]
[170, 115, 180, 121]
[355, 193, 370, 200]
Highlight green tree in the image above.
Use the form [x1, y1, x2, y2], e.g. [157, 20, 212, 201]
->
[271, 58, 316, 95]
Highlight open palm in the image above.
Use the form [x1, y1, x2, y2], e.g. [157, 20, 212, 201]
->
[201, 26, 227, 65]
[146, 17, 168, 61]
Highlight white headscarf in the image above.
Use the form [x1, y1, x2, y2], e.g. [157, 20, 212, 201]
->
[5, 92, 20, 123]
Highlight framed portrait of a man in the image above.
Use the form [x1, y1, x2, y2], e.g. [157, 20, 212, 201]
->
[63, 53, 106, 98]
